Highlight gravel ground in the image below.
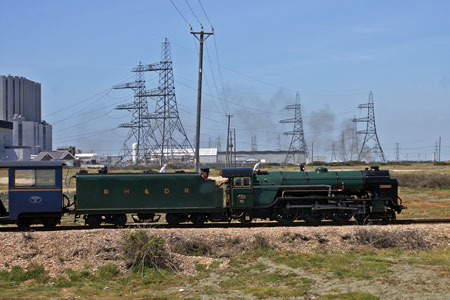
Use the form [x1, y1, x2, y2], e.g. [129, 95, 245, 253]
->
[1, 224, 449, 277]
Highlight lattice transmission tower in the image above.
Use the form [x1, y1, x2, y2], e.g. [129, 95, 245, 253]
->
[113, 61, 154, 164]
[353, 91, 385, 162]
[141, 38, 193, 165]
[280, 92, 308, 164]
[251, 135, 257, 152]
[349, 116, 359, 160]
[330, 142, 337, 162]
[338, 132, 347, 162]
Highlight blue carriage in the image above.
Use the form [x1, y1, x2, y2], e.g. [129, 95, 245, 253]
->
[0, 161, 64, 227]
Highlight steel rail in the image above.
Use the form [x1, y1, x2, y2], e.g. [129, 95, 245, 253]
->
[0, 218, 449, 232]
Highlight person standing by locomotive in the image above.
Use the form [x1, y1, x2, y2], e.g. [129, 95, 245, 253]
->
[253, 160, 262, 172]
[159, 164, 167, 173]
[200, 168, 210, 180]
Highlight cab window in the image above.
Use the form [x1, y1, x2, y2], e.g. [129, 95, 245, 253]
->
[243, 177, 250, 187]
[14, 169, 56, 187]
[234, 177, 242, 187]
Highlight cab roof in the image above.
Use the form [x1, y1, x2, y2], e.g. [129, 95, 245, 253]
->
[0, 161, 64, 168]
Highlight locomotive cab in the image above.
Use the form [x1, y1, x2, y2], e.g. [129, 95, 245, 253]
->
[231, 176, 253, 208]
[221, 167, 254, 209]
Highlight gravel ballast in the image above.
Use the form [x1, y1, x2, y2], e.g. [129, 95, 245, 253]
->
[1, 224, 449, 277]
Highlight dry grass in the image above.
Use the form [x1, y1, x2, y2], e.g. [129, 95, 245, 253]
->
[121, 230, 178, 272]
[393, 173, 450, 188]
[353, 228, 431, 250]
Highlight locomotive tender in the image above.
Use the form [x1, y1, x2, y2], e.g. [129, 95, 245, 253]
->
[0, 161, 405, 228]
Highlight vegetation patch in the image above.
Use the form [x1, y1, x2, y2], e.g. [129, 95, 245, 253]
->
[168, 235, 212, 256]
[393, 173, 450, 188]
[271, 251, 392, 280]
[0, 263, 50, 284]
[121, 230, 178, 272]
[353, 228, 430, 250]
[317, 292, 379, 300]
[251, 234, 273, 251]
[218, 265, 312, 299]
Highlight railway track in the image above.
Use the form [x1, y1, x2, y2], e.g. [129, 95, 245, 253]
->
[0, 218, 449, 232]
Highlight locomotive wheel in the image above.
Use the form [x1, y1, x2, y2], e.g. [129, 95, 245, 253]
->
[190, 214, 206, 225]
[166, 213, 181, 225]
[273, 202, 298, 223]
[327, 210, 354, 222]
[301, 208, 326, 223]
[86, 215, 102, 228]
[112, 214, 127, 227]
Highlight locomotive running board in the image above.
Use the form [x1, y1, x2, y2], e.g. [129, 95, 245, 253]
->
[286, 204, 359, 211]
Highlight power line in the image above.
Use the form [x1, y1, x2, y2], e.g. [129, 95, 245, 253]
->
[44, 75, 135, 118]
[184, 0, 202, 25]
[212, 36, 231, 113]
[52, 95, 133, 131]
[170, 38, 369, 98]
[198, 0, 213, 26]
[175, 78, 357, 118]
[169, 0, 192, 28]
[205, 43, 228, 114]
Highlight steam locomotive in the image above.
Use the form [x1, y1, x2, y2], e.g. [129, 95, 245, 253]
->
[0, 161, 404, 228]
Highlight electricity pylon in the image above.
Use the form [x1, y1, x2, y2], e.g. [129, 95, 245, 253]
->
[353, 91, 385, 162]
[141, 38, 194, 165]
[280, 91, 308, 164]
[113, 62, 153, 164]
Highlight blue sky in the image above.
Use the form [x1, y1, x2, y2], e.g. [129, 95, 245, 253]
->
[1, 0, 449, 161]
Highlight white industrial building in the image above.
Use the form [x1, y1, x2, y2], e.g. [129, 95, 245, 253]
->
[0, 75, 53, 160]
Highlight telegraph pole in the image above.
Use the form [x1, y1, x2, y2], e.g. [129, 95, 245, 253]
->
[439, 136, 441, 161]
[233, 128, 237, 167]
[191, 26, 214, 173]
[225, 114, 232, 167]
[395, 142, 400, 162]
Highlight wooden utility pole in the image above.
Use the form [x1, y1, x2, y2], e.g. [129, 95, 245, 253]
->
[233, 128, 237, 167]
[225, 114, 232, 167]
[191, 26, 214, 173]
[439, 136, 441, 161]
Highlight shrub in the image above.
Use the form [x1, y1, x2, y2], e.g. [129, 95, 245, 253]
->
[392, 173, 450, 189]
[121, 230, 177, 272]
[354, 228, 429, 250]
[251, 234, 273, 251]
[168, 236, 212, 256]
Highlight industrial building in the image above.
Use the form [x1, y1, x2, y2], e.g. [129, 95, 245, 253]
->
[0, 75, 52, 160]
[217, 150, 306, 166]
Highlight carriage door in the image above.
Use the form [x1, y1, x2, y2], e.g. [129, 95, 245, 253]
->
[231, 176, 253, 208]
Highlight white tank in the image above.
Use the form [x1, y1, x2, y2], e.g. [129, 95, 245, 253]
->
[132, 143, 138, 164]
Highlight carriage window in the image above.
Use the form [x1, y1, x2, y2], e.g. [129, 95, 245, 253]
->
[243, 177, 250, 187]
[36, 170, 56, 186]
[14, 169, 56, 187]
[234, 177, 242, 187]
